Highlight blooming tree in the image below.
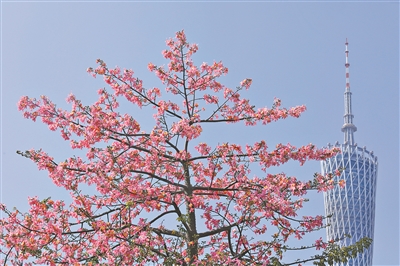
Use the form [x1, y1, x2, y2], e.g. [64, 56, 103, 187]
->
[1, 31, 371, 265]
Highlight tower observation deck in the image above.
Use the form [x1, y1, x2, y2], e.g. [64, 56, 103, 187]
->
[321, 39, 378, 266]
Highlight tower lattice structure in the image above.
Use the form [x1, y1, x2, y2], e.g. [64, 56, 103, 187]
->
[321, 39, 378, 266]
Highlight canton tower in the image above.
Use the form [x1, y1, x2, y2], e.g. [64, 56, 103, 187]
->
[321, 39, 378, 266]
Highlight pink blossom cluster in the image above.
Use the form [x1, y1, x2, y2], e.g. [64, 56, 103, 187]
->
[1, 30, 345, 265]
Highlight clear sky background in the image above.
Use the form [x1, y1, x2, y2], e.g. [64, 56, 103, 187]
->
[1, 1, 398, 265]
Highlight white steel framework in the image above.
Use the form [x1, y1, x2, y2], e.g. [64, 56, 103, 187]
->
[321, 40, 378, 266]
[322, 144, 378, 266]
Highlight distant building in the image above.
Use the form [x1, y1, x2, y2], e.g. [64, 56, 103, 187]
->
[321, 40, 378, 266]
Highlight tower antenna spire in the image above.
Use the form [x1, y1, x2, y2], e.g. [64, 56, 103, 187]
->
[341, 38, 357, 145]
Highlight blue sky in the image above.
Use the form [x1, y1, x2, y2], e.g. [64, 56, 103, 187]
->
[1, 1, 398, 265]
